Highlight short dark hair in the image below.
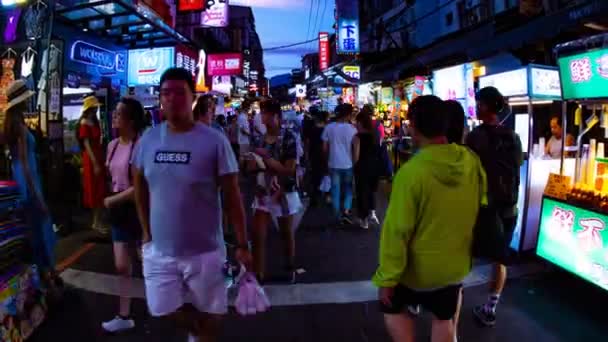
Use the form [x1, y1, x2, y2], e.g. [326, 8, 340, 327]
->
[160, 68, 195, 93]
[550, 115, 562, 127]
[335, 103, 353, 119]
[356, 112, 373, 131]
[409, 95, 448, 139]
[193, 95, 214, 120]
[260, 99, 281, 117]
[444, 100, 466, 144]
[477, 86, 505, 114]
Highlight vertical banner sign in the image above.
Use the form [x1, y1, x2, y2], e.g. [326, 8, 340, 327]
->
[175, 45, 198, 80]
[464, 63, 476, 118]
[195, 49, 208, 92]
[201, 0, 229, 27]
[319, 32, 329, 71]
[336, 0, 360, 54]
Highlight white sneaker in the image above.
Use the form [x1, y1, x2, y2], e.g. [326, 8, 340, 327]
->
[102, 316, 134, 333]
[188, 334, 200, 342]
[360, 218, 369, 229]
[407, 305, 421, 316]
[369, 211, 380, 225]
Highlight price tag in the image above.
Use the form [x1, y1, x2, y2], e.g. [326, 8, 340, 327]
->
[544, 173, 572, 200]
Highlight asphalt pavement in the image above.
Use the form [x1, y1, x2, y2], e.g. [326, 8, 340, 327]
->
[30, 186, 608, 342]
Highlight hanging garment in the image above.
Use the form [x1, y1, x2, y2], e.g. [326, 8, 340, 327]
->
[3, 8, 22, 44]
[21, 52, 35, 78]
[0, 58, 16, 113]
[24, 4, 47, 40]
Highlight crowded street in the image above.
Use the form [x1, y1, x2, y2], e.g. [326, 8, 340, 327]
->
[1, 1, 608, 342]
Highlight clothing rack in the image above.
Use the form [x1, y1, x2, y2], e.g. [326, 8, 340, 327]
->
[0, 181, 47, 341]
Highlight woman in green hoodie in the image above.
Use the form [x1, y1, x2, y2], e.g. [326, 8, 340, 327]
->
[373, 96, 486, 342]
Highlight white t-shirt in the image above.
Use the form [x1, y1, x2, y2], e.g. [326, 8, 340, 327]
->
[237, 112, 251, 145]
[322, 122, 357, 169]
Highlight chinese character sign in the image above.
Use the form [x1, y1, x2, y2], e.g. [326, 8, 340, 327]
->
[207, 53, 242, 76]
[319, 32, 329, 70]
[558, 48, 608, 100]
[336, 0, 360, 54]
[201, 0, 229, 27]
[537, 198, 608, 291]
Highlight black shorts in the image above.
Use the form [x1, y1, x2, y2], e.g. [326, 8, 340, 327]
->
[500, 215, 517, 264]
[380, 284, 462, 321]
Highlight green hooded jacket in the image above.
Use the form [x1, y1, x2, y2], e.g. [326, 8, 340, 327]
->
[373, 143, 487, 290]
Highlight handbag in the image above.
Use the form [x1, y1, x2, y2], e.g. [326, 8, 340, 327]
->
[106, 139, 138, 227]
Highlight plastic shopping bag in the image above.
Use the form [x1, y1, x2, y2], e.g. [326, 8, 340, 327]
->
[235, 273, 271, 316]
[319, 175, 331, 193]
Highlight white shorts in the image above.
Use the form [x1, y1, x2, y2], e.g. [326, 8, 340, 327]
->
[252, 191, 302, 218]
[142, 243, 227, 317]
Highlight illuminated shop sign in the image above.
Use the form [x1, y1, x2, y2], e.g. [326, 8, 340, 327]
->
[537, 198, 608, 291]
[336, 0, 360, 54]
[558, 48, 608, 100]
[70, 40, 116, 70]
[128, 47, 175, 86]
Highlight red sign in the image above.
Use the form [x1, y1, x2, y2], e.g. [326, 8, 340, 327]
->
[178, 0, 203, 11]
[207, 53, 243, 76]
[175, 45, 198, 80]
[319, 32, 329, 71]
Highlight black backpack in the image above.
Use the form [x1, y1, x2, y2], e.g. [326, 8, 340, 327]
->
[467, 124, 522, 208]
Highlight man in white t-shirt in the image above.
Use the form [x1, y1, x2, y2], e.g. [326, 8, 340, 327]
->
[237, 109, 251, 164]
[322, 103, 357, 224]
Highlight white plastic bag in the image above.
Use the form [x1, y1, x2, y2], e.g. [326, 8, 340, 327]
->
[319, 175, 331, 193]
[235, 273, 270, 316]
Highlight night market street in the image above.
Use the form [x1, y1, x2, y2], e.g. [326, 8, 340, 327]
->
[28, 194, 607, 342]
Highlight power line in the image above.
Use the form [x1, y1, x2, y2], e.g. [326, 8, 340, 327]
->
[263, 37, 320, 52]
[309, 0, 322, 51]
[314, 0, 328, 51]
[305, 0, 314, 47]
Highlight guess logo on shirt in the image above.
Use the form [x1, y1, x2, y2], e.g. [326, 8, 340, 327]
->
[154, 151, 191, 164]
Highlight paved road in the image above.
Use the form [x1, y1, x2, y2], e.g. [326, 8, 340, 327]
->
[33, 190, 608, 341]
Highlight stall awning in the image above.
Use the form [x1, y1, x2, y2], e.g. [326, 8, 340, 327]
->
[56, 0, 192, 48]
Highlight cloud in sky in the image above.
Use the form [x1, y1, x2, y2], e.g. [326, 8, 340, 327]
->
[231, 0, 308, 9]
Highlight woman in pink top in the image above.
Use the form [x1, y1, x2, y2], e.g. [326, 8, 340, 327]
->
[101, 98, 146, 333]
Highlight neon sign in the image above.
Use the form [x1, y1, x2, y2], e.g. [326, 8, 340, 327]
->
[128, 47, 175, 86]
[70, 40, 116, 70]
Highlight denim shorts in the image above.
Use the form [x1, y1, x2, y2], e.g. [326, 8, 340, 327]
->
[111, 222, 141, 243]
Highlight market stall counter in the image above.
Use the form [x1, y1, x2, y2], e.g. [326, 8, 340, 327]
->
[536, 33, 608, 292]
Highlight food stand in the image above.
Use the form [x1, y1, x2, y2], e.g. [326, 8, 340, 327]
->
[536, 34, 608, 291]
[479, 65, 564, 252]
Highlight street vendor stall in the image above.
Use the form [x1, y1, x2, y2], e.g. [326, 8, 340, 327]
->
[479, 65, 564, 252]
[536, 34, 608, 291]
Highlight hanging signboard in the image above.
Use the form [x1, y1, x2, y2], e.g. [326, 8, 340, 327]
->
[433, 65, 467, 100]
[207, 53, 243, 76]
[212, 75, 232, 95]
[178, 0, 204, 12]
[201, 0, 229, 28]
[175, 45, 197, 79]
[128, 47, 175, 86]
[295, 84, 307, 98]
[336, 0, 360, 54]
[70, 40, 116, 70]
[479, 68, 528, 98]
[195, 49, 208, 92]
[558, 48, 608, 100]
[319, 32, 329, 71]
[342, 65, 361, 80]
[530, 67, 561, 98]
